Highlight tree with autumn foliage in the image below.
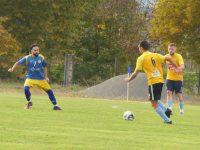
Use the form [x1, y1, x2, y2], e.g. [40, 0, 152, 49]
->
[150, 0, 200, 65]
[0, 17, 21, 78]
[0, 0, 145, 84]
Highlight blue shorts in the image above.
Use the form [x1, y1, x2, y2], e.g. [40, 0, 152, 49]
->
[148, 83, 163, 101]
[166, 79, 183, 94]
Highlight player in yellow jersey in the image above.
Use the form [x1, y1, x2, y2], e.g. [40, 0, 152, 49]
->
[125, 41, 177, 124]
[165, 43, 185, 115]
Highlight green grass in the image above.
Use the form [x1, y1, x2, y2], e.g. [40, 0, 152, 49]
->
[0, 93, 200, 150]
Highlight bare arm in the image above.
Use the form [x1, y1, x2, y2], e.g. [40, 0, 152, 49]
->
[125, 69, 140, 82]
[165, 57, 177, 68]
[8, 62, 19, 72]
[44, 67, 49, 82]
[176, 64, 185, 73]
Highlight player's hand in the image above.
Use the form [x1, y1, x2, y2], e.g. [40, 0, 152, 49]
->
[175, 68, 183, 73]
[167, 64, 176, 71]
[45, 77, 50, 82]
[8, 68, 13, 72]
[124, 77, 130, 82]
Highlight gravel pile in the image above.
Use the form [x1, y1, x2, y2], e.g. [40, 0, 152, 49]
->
[84, 73, 148, 100]
[83, 73, 191, 101]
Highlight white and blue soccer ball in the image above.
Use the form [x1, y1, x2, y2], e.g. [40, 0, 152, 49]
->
[123, 111, 135, 121]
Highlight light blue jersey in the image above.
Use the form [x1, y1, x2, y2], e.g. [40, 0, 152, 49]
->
[18, 54, 47, 80]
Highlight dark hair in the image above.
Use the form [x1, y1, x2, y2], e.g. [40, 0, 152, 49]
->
[168, 43, 176, 47]
[30, 43, 39, 50]
[139, 41, 150, 50]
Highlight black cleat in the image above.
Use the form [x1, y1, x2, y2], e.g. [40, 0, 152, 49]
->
[164, 121, 172, 124]
[25, 101, 33, 109]
[53, 106, 62, 110]
[165, 108, 172, 118]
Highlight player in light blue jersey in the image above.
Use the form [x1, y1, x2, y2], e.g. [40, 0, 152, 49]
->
[8, 44, 62, 110]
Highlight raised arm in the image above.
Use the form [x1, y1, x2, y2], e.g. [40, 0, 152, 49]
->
[8, 62, 19, 72]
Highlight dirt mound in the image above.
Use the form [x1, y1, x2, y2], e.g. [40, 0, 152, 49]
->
[84, 73, 148, 100]
[83, 73, 191, 101]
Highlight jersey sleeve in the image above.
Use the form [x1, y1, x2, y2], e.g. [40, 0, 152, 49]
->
[42, 58, 47, 67]
[178, 55, 184, 65]
[17, 57, 26, 65]
[135, 57, 143, 71]
[157, 54, 165, 63]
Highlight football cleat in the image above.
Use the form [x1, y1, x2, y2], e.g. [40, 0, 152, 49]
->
[165, 108, 172, 118]
[53, 106, 62, 110]
[179, 110, 184, 116]
[164, 121, 172, 124]
[25, 101, 32, 109]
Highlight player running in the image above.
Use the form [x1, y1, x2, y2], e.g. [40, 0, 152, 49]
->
[8, 44, 62, 110]
[165, 43, 185, 115]
[125, 41, 176, 124]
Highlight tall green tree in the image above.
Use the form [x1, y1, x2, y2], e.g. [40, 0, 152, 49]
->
[74, 0, 144, 85]
[0, 0, 145, 84]
[0, 0, 85, 81]
[0, 0, 83, 56]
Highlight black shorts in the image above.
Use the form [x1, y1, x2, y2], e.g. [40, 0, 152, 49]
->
[148, 83, 163, 101]
[166, 79, 183, 94]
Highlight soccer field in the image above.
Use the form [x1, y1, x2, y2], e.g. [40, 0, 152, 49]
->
[0, 93, 200, 150]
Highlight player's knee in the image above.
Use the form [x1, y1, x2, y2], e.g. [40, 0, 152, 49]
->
[167, 90, 172, 95]
[151, 101, 158, 109]
[46, 89, 54, 95]
[177, 93, 183, 100]
[24, 86, 30, 91]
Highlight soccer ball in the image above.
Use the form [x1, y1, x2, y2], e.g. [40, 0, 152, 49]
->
[123, 111, 134, 121]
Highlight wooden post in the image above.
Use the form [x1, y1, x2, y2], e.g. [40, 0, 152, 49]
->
[63, 54, 74, 86]
[114, 57, 117, 76]
[198, 68, 200, 95]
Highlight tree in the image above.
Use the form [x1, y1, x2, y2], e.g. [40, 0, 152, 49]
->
[0, 0, 83, 55]
[0, 0, 145, 84]
[0, 0, 85, 81]
[0, 17, 21, 78]
[74, 0, 145, 85]
[150, 0, 200, 64]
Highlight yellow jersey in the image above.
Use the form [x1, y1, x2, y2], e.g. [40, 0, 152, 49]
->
[136, 51, 165, 85]
[165, 53, 184, 81]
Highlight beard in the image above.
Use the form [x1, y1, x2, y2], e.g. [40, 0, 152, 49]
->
[33, 53, 39, 57]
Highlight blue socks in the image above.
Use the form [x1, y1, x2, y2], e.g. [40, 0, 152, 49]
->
[155, 106, 171, 122]
[158, 100, 167, 111]
[168, 99, 184, 112]
[179, 101, 184, 111]
[24, 86, 31, 101]
[46, 90, 57, 105]
[24, 87, 57, 106]
[167, 99, 172, 110]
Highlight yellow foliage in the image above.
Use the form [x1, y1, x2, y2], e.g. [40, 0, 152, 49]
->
[0, 17, 21, 68]
[149, 0, 200, 64]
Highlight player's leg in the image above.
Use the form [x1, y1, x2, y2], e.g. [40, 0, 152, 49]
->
[175, 81, 184, 115]
[177, 93, 184, 115]
[24, 79, 33, 109]
[166, 80, 174, 110]
[149, 84, 172, 124]
[157, 83, 167, 111]
[151, 100, 171, 124]
[39, 80, 62, 110]
[154, 83, 172, 118]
